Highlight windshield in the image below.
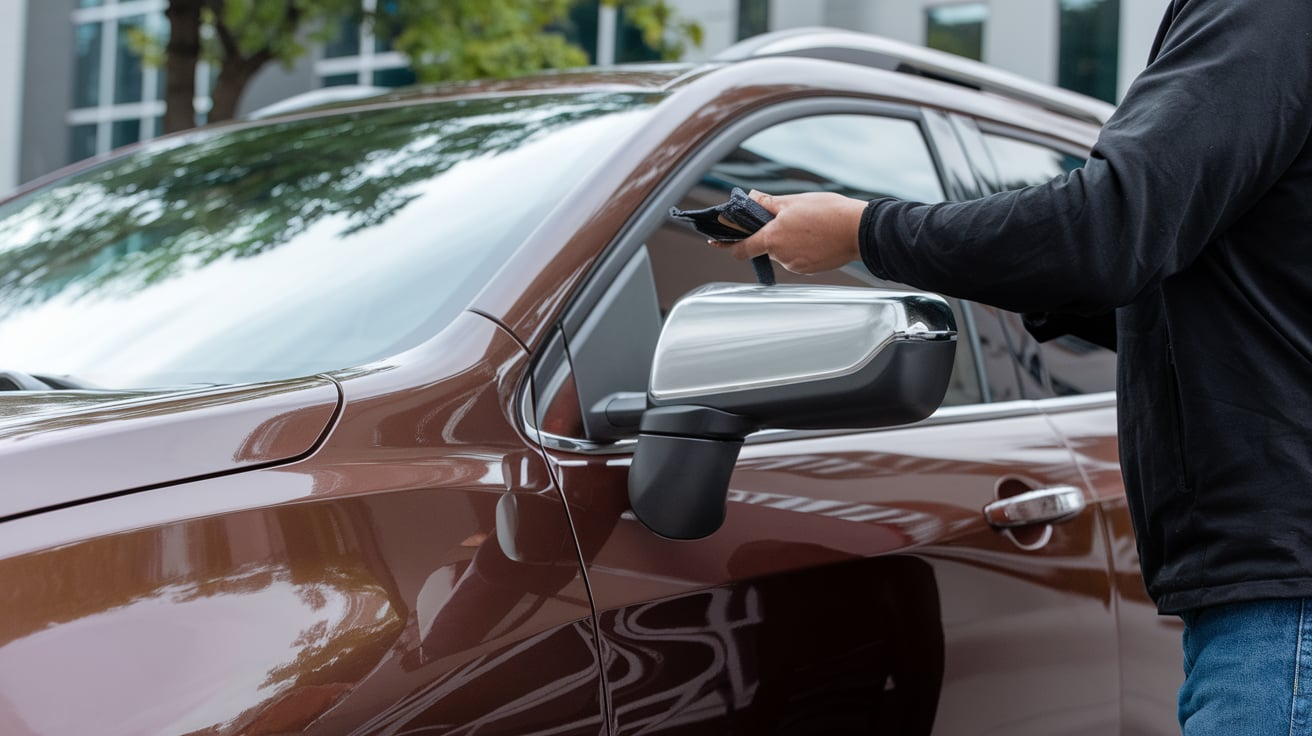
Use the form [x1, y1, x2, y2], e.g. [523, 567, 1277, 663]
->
[0, 92, 657, 389]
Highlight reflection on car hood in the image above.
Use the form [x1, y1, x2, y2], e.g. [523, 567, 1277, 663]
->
[0, 377, 341, 520]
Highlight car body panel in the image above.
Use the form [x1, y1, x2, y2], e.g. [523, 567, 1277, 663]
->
[541, 410, 1121, 734]
[0, 378, 340, 520]
[0, 313, 605, 735]
[1042, 400, 1182, 735]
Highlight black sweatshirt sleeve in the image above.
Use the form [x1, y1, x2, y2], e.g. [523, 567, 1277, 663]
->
[859, 0, 1312, 316]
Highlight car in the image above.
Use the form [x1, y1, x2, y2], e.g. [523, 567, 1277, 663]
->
[0, 28, 1179, 735]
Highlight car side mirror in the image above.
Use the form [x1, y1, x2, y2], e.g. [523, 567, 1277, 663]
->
[628, 283, 957, 540]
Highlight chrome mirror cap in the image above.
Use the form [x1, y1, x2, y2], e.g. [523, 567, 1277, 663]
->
[648, 283, 956, 428]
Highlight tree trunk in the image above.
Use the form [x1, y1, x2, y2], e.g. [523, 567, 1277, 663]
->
[163, 0, 202, 133]
[208, 53, 270, 123]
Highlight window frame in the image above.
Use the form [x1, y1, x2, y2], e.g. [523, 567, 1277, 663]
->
[68, 0, 212, 162]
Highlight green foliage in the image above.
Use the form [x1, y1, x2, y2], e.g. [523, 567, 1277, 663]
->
[123, 26, 166, 68]
[607, 0, 704, 62]
[384, 0, 591, 81]
[216, 0, 360, 69]
[150, 0, 700, 128]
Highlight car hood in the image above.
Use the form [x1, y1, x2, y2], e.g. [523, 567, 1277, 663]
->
[0, 377, 341, 520]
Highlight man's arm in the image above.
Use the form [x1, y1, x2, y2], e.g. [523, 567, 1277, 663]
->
[727, 0, 1312, 315]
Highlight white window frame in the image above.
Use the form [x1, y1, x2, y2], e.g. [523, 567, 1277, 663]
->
[69, 0, 215, 161]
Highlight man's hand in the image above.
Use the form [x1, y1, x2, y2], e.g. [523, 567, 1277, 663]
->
[711, 190, 867, 275]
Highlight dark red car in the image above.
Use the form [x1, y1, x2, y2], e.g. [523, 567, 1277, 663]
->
[0, 29, 1179, 735]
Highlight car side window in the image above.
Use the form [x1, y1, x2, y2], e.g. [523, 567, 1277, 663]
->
[980, 131, 1116, 396]
[646, 114, 984, 408]
[980, 132, 1085, 189]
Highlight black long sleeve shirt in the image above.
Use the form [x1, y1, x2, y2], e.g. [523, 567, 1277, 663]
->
[859, 0, 1312, 614]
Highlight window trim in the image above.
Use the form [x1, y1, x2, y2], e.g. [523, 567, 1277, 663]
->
[529, 391, 1117, 457]
[68, 0, 212, 161]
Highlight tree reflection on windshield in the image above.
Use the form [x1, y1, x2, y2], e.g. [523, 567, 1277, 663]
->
[0, 92, 656, 388]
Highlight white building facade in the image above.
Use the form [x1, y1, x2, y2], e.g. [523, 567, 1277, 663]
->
[2, 0, 1168, 195]
[0, 1, 29, 194]
[673, 0, 1166, 103]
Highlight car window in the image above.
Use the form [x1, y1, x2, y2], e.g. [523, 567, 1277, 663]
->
[980, 132, 1085, 189]
[0, 93, 659, 389]
[647, 114, 983, 409]
[705, 114, 947, 202]
[979, 131, 1116, 396]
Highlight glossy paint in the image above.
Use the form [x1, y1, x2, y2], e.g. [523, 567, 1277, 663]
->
[1044, 401, 1182, 734]
[541, 407, 1122, 734]
[0, 313, 602, 734]
[0, 378, 340, 520]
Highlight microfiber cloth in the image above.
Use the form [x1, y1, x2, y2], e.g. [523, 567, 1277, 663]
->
[669, 187, 777, 286]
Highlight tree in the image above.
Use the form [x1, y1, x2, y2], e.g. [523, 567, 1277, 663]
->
[151, 0, 700, 134]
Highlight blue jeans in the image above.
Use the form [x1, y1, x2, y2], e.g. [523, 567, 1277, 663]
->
[1179, 598, 1312, 735]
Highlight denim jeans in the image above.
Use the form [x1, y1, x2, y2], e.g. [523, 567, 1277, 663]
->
[1179, 598, 1312, 735]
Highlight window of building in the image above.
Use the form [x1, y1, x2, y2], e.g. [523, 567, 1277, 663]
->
[69, 1, 168, 164]
[737, 0, 770, 41]
[316, 0, 412, 88]
[614, 6, 662, 63]
[926, 3, 987, 62]
[73, 22, 103, 109]
[1058, 0, 1120, 103]
[70, 124, 98, 163]
[562, 0, 663, 65]
[113, 15, 146, 104]
[323, 16, 362, 59]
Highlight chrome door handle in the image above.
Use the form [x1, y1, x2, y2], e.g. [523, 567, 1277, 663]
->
[983, 485, 1086, 529]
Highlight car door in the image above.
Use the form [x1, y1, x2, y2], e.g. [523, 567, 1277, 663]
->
[961, 116, 1184, 734]
[526, 102, 1121, 735]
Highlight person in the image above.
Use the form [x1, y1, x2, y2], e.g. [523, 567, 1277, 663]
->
[716, 0, 1312, 733]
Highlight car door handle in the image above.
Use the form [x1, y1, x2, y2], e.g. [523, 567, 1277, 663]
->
[983, 485, 1086, 529]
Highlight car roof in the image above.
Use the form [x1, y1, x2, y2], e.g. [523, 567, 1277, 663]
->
[714, 27, 1115, 125]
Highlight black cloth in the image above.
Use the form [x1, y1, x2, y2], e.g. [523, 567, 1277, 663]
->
[670, 187, 778, 285]
[859, 0, 1312, 614]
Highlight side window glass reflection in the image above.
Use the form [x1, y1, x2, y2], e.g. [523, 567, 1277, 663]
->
[980, 132, 1084, 189]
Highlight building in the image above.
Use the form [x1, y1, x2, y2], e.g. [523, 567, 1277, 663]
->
[2, 0, 1162, 196]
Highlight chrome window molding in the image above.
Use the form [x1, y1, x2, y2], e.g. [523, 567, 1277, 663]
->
[1029, 390, 1117, 414]
[522, 392, 1118, 456]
